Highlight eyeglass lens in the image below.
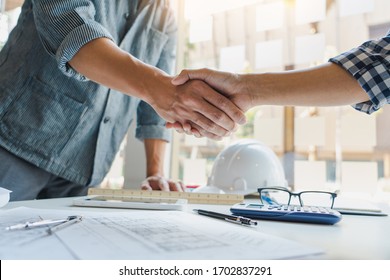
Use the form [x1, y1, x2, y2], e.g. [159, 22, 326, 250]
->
[300, 192, 334, 208]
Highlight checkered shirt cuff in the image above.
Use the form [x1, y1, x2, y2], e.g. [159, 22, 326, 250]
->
[329, 36, 390, 114]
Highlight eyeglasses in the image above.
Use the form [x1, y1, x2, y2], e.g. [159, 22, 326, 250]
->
[257, 187, 338, 209]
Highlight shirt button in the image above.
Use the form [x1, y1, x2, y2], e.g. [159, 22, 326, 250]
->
[103, 117, 111, 123]
[124, 12, 130, 20]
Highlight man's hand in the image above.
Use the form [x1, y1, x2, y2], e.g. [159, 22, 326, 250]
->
[172, 68, 254, 111]
[141, 175, 185, 192]
[168, 68, 254, 137]
[147, 76, 247, 140]
[142, 139, 185, 192]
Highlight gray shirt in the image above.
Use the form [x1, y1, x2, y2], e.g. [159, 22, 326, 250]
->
[0, 0, 176, 185]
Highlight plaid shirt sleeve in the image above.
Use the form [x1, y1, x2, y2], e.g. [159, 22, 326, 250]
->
[329, 31, 390, 114]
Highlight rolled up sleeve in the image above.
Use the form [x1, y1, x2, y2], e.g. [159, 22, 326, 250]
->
[136, 101, 172, 142]
[329, 33, 390, 114]
[32, 0, 114, 81]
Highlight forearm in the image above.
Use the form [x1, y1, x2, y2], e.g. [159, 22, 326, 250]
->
[142, 138, 185, 192]
[69, 37, 245, 137]
[69, 38, 169, 104]
[144, 139, 167, 177]
[246, 62, 369, 107]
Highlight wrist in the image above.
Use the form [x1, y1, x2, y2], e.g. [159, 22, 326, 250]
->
[247, 72, 274, 106]
[144, 139, 166, 178]
[136, 64, 172, 106]
[146, 169, 164, 178]
[240, 73, 263, 108]
[120, 55, 169, 104]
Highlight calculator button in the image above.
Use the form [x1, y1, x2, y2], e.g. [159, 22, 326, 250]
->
[319, 207, 328, 213]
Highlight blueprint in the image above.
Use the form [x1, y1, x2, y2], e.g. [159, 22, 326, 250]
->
[0, 207, 323, 259]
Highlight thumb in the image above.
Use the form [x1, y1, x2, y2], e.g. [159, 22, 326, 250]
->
[171, 70, 190, 85]
[171, 69, 210, 85]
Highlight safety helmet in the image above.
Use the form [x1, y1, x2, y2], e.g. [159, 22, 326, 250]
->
[207, 139, 287, 195]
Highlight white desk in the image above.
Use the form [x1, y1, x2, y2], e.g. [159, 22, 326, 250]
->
[2, 197, 390, 259]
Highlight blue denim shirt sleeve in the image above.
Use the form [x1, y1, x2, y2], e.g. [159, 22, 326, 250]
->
[136, 101, 171, 142]
[136, 10, 177, 142]
[32, 0, 114, 81]
[329, 32, 390, 114]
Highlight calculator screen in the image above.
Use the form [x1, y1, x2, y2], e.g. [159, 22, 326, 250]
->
[246, 204, 264, 209]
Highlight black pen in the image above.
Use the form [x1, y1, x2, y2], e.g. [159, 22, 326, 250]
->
[193, 209, 257, 226]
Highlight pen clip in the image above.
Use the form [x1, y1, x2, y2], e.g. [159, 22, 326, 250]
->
[224, 217, 242, 225]
[237, 216, 258, 226]
[224, 216, 258, 226]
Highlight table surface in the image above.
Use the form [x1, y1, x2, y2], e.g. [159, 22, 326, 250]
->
[3, 196, 390, 260]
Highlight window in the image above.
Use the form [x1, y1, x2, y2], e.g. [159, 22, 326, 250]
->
[170, 0, 390, 200]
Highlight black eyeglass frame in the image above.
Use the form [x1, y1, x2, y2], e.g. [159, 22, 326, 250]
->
[257, 187, 338, 209]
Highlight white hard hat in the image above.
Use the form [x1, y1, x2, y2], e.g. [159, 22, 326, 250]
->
[206, 139, 287, 195]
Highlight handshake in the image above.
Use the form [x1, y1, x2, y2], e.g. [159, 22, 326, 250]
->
[159, 62, 367, 140]
[164, 68, 255, 140]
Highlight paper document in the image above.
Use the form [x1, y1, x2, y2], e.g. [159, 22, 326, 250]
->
[0, 207, 323, 260]
[0, 187, 11, 208]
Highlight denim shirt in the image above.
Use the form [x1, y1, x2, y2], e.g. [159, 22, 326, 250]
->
[0, 0, 176, 186]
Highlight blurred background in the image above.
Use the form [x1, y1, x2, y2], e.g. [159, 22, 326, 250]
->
[1, 0, 390, 200]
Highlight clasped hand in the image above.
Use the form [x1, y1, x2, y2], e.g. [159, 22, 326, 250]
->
[165, 69, 253, 139]
[147, 72, 248, 140]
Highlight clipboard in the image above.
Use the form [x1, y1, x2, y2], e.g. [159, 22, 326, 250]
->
[73, 195, 187, 211]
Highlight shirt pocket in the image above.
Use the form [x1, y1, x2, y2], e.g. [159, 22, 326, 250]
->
[0, 76, 86, 156]
[129, 27, 169, 66]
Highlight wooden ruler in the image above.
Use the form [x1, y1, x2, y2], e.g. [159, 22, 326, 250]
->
[87, 188, 244, 205]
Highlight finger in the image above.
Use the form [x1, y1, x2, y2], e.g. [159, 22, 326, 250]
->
[141, 185, 152, 191]
[174, 123, 186, 134]
[178, 181, 186, 192]
[171, 69, 210, 85]
[165, 122, 174, 129]
[168, 181, 183, 192]
[171, 123, 201, 138]
[181, 81, 245, 132]
[189, 121, 223, 141]
[167, 122, 193, 135]
[174, 121, 191, 134]
[190, 127, 201, 138]
[142, 176, 170, 191]
[182, 85, 235, 135]
[189, 111, 230, 137]
[140, 179, 153, 190]
[173, 71, 247, 125]
[175, 127, 185, 134]
[182, 122, 192, 133]
[156, 177, 170, 192]
[169, 81, 243, 136]
[202, 89, 246, 126]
